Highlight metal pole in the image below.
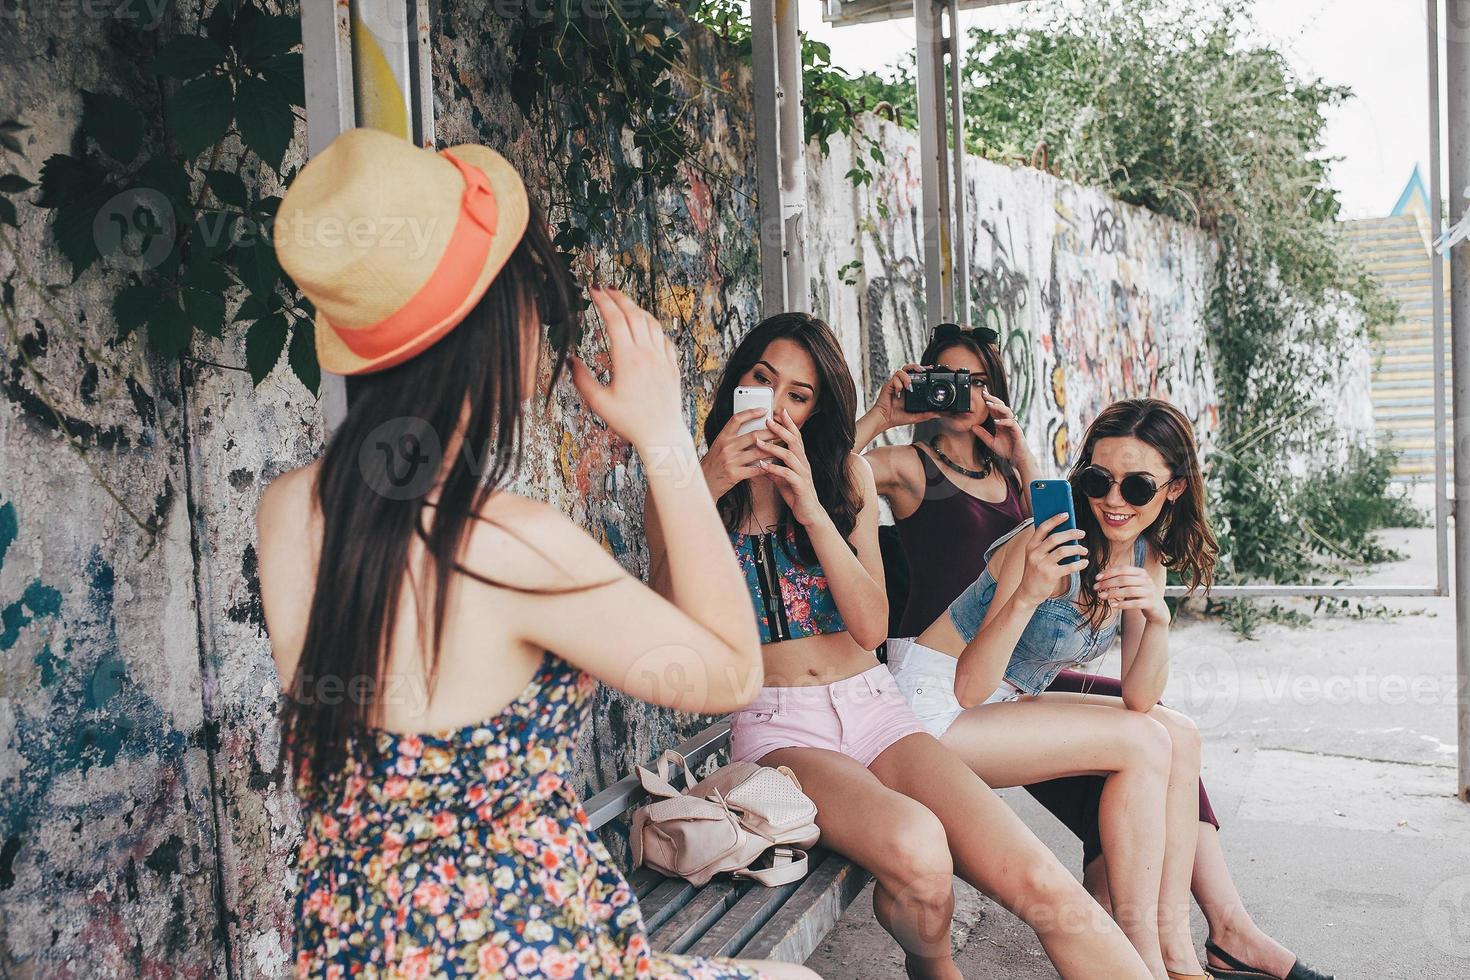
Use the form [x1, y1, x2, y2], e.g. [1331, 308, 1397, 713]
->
[300, 1, 435, 432]
[774, 0, 810, 313]
[751, 0, 787, 316]
[946, 0, 970, 326]
[914, 0, 951, 322]
[300, 0, 354, 431]
[1446, 0, 1470, 802]
[1430, 0, 1450, 598]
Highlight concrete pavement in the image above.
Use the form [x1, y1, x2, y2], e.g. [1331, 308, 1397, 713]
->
[804, 524, 1470, 978]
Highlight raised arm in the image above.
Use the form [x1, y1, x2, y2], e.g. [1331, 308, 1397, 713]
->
[507, 287, 762, 713]
[952, 514, 1085, 707]
[1103, 553, 1172, 712]
[759, 411, 889, 650]
[855, 362, 940, 494]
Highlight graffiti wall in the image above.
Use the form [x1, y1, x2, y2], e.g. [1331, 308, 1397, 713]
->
[814, 117, 1227, 471]
[0, 7, 1369, 979]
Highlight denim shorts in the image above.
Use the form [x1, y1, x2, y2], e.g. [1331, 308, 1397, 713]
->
[728, 664, 928, 767]
[885, 637, 1024, 738]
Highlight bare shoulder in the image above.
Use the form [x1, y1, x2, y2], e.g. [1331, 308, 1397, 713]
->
[864, 441, 923, 491]
[256, 460, 320, 549]
[463, 492, 629, 592]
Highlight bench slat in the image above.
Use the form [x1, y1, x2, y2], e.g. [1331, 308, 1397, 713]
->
[584, 721, 733, 830]
[638, 877, 698, 934]
[735, 849, 871, 964]
[649, 881, 742, 954]
[628, 867, 665, 899]
[684, 864, 811, 959]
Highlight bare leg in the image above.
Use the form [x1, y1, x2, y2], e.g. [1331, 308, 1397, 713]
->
[939, 699, 1174, 977]
[1148, 706, 1206, 976]
[868, 733, 1152, 980]
[1087, 824, 1300, 978]
[1194, 826, 1297, 977]
[731, 960, 823, 979]
[761, 746, 962, 980]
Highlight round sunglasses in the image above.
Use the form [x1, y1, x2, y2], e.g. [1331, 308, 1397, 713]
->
[1076, 465, 1179, 507]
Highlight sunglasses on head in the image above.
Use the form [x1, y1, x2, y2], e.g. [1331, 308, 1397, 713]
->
[1076, 465, 1179, 507]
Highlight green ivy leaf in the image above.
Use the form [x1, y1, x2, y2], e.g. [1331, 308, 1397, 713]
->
[184, 286, 227, 338]
[132, 155, 194, 216]
[0, 174, 35, 193]
[258, 52, 305, 105]
[246, 312, 289, 384]
[182, 258, 231, 294]
[234, 75, 294, 172]
[150, 35, 228, 79]
[191, 210, 237, 260]
[113, 283, 164, 339]
[233, 289, 277, 324]
[204, 1, 237, 46]
[203, 168, 248, 208]
[0, 197, 15, 227]
[288, 319, 320, 395]
[146, 297, 193, 357]
[234, 236, 280, 298]
[80, 90, 146, 165]
[170, 73, 234, 160]
[236, 7, 301, 67]
[35, 153, 107, 208]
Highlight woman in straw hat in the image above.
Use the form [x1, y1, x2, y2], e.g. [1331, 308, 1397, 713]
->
[256, 128, 816, 979]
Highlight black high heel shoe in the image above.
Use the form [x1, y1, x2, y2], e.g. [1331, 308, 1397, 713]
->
[1205, 939, 1335, 980]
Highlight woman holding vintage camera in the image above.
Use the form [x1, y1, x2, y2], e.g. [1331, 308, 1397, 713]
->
[646, 313, 1151, 980]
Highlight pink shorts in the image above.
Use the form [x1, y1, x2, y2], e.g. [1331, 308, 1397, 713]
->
[729, 664, 929, 767]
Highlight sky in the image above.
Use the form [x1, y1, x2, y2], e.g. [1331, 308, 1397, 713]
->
[793, 0, 1439, 219]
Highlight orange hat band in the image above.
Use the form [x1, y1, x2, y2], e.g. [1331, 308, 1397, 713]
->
[328, 149, 500, 361]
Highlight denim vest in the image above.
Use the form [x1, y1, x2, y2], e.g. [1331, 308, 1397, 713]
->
[946, 519, 1149, 695]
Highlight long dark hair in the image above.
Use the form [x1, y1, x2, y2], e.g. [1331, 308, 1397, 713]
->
[702, 313, 861, 563]
[1069, 398, 1217, 630]
[279, 201, 579, 800]
[912, 325, 1016, 488]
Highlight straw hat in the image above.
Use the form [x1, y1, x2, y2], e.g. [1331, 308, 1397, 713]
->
[274, 127, 530, 375]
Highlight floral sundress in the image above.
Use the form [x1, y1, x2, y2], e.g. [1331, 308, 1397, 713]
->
[291, 652, 762, 979]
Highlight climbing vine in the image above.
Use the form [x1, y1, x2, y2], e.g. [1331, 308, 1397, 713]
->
[1, 0, 314, 395]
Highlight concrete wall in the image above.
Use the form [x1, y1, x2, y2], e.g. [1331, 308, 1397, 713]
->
[808, 117, 1223, 468]
[0, 6, 1368, 979]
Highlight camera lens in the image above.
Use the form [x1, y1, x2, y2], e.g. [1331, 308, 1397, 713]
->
[927, 381, 954, 408]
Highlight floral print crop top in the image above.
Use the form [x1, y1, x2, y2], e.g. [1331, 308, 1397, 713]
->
[728, 523, 846, 644]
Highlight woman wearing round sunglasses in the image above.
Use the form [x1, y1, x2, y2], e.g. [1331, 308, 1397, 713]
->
[883, 399, 1216, 980]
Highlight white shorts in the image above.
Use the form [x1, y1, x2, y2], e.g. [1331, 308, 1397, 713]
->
[885, 637, 1024, 738]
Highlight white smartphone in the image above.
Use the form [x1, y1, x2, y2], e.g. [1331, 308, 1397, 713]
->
[733, 385, 774, 436]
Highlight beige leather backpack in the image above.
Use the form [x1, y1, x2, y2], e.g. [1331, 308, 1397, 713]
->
[630, 750, 821, 887]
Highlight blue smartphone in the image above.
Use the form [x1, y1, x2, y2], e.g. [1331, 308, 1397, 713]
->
[1029, 479, 1083, 565]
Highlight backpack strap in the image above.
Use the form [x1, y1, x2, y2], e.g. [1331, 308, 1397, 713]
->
[732, 846, 808, 886]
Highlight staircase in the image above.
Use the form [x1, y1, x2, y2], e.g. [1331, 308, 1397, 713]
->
[1341, 214, 1451, 481]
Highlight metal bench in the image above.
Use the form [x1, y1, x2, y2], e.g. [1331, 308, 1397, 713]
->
[583, 719, 872, 964]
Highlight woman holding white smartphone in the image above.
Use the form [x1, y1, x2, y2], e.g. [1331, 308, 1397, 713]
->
[646, 313, 1151, 980]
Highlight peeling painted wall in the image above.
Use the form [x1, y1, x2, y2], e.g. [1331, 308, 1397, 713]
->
[0, 6, 1369, 979]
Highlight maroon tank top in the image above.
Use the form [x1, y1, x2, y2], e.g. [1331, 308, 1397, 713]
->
[893, 444, 1028, 637]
